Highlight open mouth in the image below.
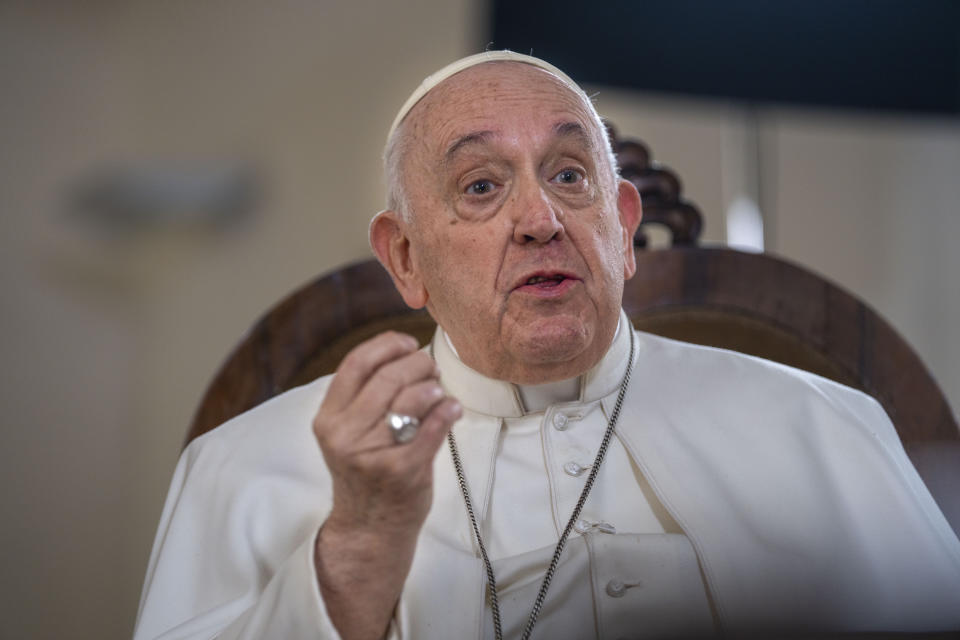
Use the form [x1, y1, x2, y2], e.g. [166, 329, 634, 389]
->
[514, 272, 578, 295]
[525, 274, 568, 287]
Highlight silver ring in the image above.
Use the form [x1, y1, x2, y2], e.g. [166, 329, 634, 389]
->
[386, 411, 420, 444]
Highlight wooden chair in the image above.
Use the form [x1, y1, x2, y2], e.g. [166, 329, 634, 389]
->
[186, 128, 959, 530]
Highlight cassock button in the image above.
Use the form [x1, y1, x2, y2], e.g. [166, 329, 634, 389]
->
[563, 461, 587, 477]
[553, 413, 569, 430]
[606, 579, 627, 598]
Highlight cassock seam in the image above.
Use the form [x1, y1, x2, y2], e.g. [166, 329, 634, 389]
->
[610, 334, 731, 632]
[539, 412, 565, 537]
[615, 429, 731, 634]
[584, 534, 604, 640]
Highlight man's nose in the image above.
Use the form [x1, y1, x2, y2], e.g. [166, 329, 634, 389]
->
[511, 180, 564, 244]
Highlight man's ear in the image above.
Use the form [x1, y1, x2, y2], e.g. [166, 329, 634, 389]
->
[616, 179, 643, 280]
[369, 210, 429, 309]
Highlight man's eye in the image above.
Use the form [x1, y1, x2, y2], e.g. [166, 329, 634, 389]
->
[553, 169, 583, 184]
[466, 180, 495, 195]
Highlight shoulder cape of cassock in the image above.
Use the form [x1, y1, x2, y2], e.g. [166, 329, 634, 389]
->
[134, 320, 960, 639]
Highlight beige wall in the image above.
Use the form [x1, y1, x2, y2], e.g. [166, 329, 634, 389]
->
[1, 3, 957, 639]
[0, 1, 483, 638]
[768, 110, 960, 418]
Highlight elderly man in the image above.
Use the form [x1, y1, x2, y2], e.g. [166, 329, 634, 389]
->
[134, 52, 960, 640]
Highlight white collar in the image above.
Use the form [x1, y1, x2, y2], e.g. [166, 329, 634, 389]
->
[432, 310, 634, 418]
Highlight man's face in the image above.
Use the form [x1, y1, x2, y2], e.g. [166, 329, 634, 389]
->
[383, 62, 640, 384]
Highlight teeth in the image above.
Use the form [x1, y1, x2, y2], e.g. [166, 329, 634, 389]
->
[526, 275, 563, 285]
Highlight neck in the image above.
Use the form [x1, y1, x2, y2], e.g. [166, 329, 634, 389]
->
[433, 312, 631, 418]
[444, 318, 622, 386]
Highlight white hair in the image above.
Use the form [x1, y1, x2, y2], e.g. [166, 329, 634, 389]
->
[383, 120, 415, 222]
[382, 58, 620, 223]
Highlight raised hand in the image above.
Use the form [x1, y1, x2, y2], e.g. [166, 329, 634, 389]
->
[312, 331, 461, 640]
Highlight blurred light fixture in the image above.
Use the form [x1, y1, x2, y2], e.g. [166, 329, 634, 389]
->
[68, 162, 260, 233]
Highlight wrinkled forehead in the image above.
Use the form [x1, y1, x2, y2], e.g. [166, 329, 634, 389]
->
[387, 51, 595, 141]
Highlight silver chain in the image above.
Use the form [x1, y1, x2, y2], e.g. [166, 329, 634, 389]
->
[446, 329, 636, 640]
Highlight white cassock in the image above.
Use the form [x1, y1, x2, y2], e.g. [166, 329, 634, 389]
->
[134, 310, 960, 639]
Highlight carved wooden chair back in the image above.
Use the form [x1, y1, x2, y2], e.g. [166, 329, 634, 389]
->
[187, 129, 958, 453]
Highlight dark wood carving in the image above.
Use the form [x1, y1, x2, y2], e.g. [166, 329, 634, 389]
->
[608, 123, 703, 247]
[624, 248, 958, 443]
[187, 260, 432, 447]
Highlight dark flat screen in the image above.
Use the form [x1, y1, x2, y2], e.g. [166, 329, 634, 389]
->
[490, 0, 960, 115]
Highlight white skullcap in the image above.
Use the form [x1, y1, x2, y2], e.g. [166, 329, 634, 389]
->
[387, 51, 587, 141]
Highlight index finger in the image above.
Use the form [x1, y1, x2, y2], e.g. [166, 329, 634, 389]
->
[324, 331, 422, 412]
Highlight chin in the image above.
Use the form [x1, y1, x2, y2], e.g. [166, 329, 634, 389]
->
[511, 315, 593, 366]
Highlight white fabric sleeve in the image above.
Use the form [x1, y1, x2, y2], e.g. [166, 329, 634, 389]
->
[133, 455, 335, 638]
[132, 379, 403, 640]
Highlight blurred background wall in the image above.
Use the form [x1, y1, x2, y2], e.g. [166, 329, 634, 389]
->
[0, 2, 957, 638]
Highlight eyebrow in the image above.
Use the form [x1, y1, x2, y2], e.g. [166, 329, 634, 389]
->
[444, 130, 495, 163]
[553, 121, 595, 151]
